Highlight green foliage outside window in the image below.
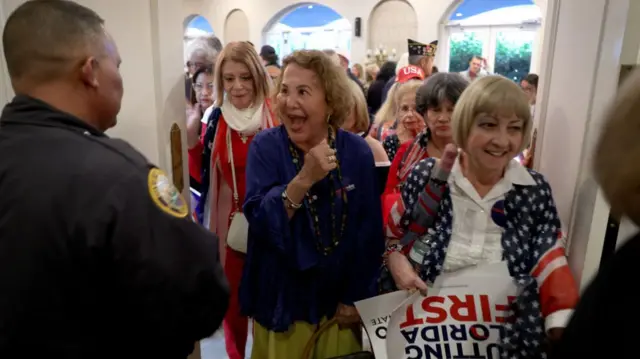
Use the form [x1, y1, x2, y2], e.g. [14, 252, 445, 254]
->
[494, 32, 533, 83]
[448, 32, 482, 73]
[448, 31, 533, 83]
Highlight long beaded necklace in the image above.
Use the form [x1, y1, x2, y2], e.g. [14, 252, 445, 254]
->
[287, 127, 348, 256]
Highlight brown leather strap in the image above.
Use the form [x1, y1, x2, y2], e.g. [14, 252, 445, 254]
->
[301, 318, 338, 359]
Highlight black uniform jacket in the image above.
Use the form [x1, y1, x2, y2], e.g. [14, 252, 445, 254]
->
[0, 95, 229, 358]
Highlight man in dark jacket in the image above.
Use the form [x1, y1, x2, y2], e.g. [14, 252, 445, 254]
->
[0, 1, 229, 358]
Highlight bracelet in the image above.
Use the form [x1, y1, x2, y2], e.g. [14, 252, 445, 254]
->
[382, 243, 404, 266]
[282, 189, 303, 209]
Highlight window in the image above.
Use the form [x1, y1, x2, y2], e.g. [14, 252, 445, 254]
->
[494, 29, 535, 82]
[448, 30, 486, 73]
[443, 1, 541, 82]
[263, 4, 351, 61]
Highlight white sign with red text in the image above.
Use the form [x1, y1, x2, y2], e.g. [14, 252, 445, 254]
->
[357, 263, 518, 359]
[355, 290, 412, 359]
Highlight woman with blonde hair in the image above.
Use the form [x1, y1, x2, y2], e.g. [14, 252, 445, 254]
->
[370, 63, 423, 143]
[241, 49, 384, 358]
[342, 77, 390, 193]
[380, 68, 425, 161]
[382, 75, 578, 358]
[370, 81, 399, 140]
[186, 41, 277, 359]
[363, 63, 380, 89]
[351, 63, 365, 82]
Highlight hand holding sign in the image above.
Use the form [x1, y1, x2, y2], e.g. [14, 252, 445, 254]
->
[388, 251, 428, 295]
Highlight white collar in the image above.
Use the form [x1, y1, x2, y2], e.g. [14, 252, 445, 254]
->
[451, 157, 536, 186]
[449, 157, 536, 203]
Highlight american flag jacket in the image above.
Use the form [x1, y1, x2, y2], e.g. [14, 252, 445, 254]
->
[380, 157, 579, 358]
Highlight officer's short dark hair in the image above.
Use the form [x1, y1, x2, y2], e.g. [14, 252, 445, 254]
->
[2, 0, 106, 82]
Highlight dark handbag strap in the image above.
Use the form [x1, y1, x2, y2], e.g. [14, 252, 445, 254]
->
[301, 318, 375, 359]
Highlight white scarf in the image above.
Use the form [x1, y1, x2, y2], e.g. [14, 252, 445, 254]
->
[221, 99, 263, 135]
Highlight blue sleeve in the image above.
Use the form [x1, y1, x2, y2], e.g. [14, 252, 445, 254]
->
[400, 158, 435, 231]
[342, 148, 385, 305]
[243, 136, 293, 256]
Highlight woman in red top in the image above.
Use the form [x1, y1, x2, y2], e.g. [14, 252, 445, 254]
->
[186, 42, 276, 359]
[382, 73, 468, 229]
[186, 66, 214, 191]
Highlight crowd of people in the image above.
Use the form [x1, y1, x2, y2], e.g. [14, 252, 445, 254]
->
[1, 1, 639, 359]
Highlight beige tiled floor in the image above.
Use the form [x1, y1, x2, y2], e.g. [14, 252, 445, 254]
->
[200, 325, 253, 359]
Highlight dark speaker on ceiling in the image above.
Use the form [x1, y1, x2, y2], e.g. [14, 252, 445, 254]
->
[355, 17, 362, 37]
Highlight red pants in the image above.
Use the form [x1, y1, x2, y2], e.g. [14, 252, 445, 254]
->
[223, 246, 248, 359]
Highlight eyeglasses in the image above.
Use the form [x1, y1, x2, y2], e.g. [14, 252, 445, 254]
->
[187, 61, 206, 69]
[194, 82, 214, 92]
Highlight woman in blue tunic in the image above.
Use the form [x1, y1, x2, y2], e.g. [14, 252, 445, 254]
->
[241, 50, 385, 358]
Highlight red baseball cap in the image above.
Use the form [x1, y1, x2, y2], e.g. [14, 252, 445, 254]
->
[396, 65, 425, 83]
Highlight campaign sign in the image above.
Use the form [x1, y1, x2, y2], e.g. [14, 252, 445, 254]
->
[386, 264, 518, 359]
[355, 290, 412, 359]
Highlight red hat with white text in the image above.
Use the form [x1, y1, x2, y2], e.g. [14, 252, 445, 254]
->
[396, 65, 425, 83]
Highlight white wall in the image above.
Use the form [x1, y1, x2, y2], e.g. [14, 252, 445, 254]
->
[0, 0, 189, 200]
[0, 2, 13, 106]
[184, 0, 460, 65]
[534, 0, 629, 288]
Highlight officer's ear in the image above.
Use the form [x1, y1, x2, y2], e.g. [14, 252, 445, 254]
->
[79, 56, 100, 89]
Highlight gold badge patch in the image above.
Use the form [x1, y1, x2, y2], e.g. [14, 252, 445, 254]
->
[148, 168, 189, 218]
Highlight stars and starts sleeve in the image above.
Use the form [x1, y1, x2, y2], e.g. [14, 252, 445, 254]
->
[527, 173, 579, 331]
[386, 157, 435, 239]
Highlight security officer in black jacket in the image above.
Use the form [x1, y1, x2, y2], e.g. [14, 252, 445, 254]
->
[0, 1, 229, 358]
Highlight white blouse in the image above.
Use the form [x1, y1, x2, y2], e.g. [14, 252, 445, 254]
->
[435, 159, 571, 330]
[442, 158, 537, 273]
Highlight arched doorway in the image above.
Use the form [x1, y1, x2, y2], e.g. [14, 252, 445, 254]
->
[224, 9, 250, 43]
[368, 0, 417, 61]
[263, 3, 352, 62]
[443, 0, 542, 82]
[183, 14, 215, 65]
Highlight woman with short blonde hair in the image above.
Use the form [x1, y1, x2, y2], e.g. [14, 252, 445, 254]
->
[451, 76, 533, 153]
[241, 49, 384, 358]
[343, 80, 371, 135]
[188, 41, 277, 359]
[381, 78, 424, 161]
[343, 78, 390, 193]
[382, 75, 578, 358]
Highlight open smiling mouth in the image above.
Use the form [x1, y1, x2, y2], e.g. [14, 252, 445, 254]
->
[288, 115, 307, 132]
[485, 150, 508, 157]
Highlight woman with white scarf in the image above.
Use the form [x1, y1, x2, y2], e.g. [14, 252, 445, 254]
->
[186, 41, 276, 359]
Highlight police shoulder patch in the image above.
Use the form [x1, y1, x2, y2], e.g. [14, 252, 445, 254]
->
[148, 168, 189, 218]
